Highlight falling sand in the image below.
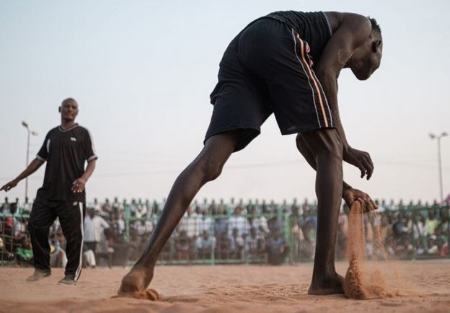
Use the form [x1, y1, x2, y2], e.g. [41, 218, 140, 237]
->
[344, 200, 399, 299]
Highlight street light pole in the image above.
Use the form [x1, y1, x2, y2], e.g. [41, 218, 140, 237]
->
[429, 132, 448, 202]
[21, 121, 38, 202]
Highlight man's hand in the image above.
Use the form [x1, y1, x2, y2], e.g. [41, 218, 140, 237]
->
[72, 178, 86, 193]
[343, 187, 377, 212]
[0, 179, 19, 192]
[344, 146, 374, 179]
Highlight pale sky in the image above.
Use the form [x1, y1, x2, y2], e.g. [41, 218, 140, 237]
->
[0, 0, 449, 204]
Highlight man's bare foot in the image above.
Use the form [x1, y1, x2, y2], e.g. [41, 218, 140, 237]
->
[26, 269, 51, 282]
[308, 273, 344, 295]
[117, 267, 159, 300]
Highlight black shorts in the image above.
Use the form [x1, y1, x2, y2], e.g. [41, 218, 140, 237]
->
[205, 18, 334, 151]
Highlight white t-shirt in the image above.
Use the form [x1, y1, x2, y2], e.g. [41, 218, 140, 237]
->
[84, 215, 110, 242]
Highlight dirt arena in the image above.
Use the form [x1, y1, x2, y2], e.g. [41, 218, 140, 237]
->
[0, 260, 449, 313]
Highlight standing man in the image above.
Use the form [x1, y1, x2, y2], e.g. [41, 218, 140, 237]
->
[120, 10, 382, 297]
[84, 207, 110, 266]
[1, 98, 97, 284]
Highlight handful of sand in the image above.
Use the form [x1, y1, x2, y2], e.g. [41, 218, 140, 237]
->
[343, 200, 393, 300]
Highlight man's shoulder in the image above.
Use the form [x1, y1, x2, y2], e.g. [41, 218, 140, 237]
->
[74, 125, 91, 135]
[73, 125, 96, 141]
[46, 126, 60, 137]
[324, 12, 371, 38]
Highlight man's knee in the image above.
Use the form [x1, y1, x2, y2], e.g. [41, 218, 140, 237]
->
[194, 134, 236, 183]
[197, 157, 224, 183]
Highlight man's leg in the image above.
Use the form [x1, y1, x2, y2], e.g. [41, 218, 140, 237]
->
[58, 201, 85, 282]
[299, 129, 344, 294]
[27, 199, 57, 280]
[120, 132, 238, 294]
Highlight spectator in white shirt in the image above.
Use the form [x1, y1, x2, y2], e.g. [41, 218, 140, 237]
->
[228, 206, 249, 237]
[198, 209, 213, 235]
[84, 207, 110, 265]
[178, 207, 200, 239]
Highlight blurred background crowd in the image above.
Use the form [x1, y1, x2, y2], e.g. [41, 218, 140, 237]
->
[1, 195, 449, 268]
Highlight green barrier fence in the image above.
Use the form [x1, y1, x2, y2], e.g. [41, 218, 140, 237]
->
[0, 204, 449, 266]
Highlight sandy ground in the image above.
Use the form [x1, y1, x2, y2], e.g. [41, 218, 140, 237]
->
[0, 260, 449, 313]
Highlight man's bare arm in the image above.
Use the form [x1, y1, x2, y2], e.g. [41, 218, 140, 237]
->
[0, 158, 45, 192]
[314, 13, 374, 179]
[296, 133, 377, 211]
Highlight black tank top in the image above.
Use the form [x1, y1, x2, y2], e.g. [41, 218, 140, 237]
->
[265, 11, 332, 63]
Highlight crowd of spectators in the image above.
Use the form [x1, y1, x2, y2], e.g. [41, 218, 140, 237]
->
[0, 195, 449, 268]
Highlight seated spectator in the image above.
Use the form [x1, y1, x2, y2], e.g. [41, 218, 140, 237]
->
[436, 235, 448, 257]
[175, 230, 191, 260]
[228, 206, 249, 237]
[425, 209, 438, 236]
[215, 232, 231, 260]
[3, 216, 14, 237]
[393, 216, 409, 239]
[198, 209, 213, 235]
[133, 219, 146, 237]
[426, 235, 439, 255]
[213, 206, 228, 238]
[436, 208, 449, 236]
[229, 227, 244, 259]
[266, 227, 289, 265]
[13, 216, 27, 241]
[250, 210, 269, 237]
[178, 207, 200, 244]
[196, 230, 215, 259]
[97, 227, 115, 268]
[302, 213, 317, 242]
[245, 227, 265, 261]
[49, 233, 67, 268]
[412, 213, 426, 255]
[16, 237, 33, 264]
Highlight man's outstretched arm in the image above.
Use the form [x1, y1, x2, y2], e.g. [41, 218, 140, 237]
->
[315, 13, 374, 179]
[0, 158, 45, 192]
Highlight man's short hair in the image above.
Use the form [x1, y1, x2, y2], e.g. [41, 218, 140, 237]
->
[368, 17, 381, 35]
[61, 97, 78, 106]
